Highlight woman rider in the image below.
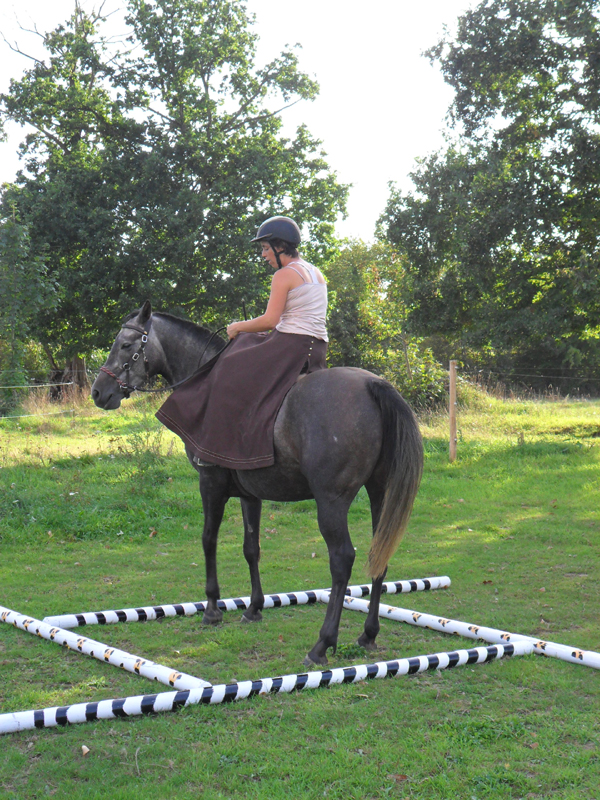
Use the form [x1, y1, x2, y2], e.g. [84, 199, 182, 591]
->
[156, 216, 329, 469]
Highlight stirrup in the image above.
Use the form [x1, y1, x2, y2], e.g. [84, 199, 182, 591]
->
[193, 456, 217, 467]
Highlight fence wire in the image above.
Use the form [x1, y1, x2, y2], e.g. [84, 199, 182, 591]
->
[1, 409, 75, 420]
[465, 370, 600, 383]
[0, 382, 74, 390]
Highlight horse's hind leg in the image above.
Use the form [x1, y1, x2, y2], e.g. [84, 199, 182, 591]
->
[199, 471, 230, 625]
[306, 497, 355, 667]
[358, 477, 386, 650]
[240, 496, 265, 622]
[357, 571, 386, 650]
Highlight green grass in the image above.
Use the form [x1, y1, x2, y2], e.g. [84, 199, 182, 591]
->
[1, 391, 599, 799]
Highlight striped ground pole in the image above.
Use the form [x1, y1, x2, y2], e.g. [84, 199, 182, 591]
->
[346, 576, 450, 598]
[0, 606, 211, 690]
[0, 640, 532, 735]
[339, 595, 600, 670]
[42, 590, 324, 629]
[42, 576, 451, 630]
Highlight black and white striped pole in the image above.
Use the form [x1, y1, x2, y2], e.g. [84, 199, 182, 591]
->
[0, 641, 531, 735]
[339, 595, 600, 670]
[42, 577, 451, 630]
[42, 590, 323, 629]
[0, 606, 210, 690]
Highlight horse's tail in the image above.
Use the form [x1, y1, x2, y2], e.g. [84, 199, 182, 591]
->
[366, 379, 423, 579]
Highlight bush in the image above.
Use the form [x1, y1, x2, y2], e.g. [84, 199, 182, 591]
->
[379, 342, 447, 409]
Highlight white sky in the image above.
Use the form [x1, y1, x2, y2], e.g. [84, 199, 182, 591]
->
[0, 0, 474, 241]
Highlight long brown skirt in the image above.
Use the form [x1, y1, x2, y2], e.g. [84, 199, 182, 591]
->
[155, 329, 327, 469]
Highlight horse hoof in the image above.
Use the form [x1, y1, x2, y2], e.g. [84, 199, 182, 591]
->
[357, 634, 379, 651]
[241, 610, 263, 623]
[202, 611, 223, 626]
[303, 652, 328, 668]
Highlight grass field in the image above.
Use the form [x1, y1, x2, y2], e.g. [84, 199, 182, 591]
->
[1, 389, 599, 799]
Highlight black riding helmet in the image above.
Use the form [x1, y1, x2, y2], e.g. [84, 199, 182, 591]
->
[251, 216, 301, 246]
[251, 216, 301, 270]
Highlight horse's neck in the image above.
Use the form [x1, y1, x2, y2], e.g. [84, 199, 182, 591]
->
[153, 315, 219, 384]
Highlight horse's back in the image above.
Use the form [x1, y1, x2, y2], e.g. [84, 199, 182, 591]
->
[282, 366, 384, 435]
[280, 367, 385, 494]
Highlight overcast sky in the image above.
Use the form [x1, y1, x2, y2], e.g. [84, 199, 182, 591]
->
[0, 0, 474, 240]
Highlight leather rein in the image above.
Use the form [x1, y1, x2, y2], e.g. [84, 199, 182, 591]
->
[99, 318, 228, 398]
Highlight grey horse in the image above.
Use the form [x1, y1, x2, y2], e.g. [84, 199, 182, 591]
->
[91, 301, 423, 665]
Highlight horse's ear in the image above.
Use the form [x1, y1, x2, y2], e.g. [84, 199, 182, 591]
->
[139, 300, 152, 323]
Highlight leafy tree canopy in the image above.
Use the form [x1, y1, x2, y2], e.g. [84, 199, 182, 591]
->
[325, 241, 446, 407]
[380, 0, 600, 382]
[0, 0, 347, 360]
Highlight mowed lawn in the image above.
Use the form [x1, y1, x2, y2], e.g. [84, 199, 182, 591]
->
[0, 391, 599, 800]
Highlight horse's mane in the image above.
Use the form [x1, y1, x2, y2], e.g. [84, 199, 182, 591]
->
[123, 309, 214, 338]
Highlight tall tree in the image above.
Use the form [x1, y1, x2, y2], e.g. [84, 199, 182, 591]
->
[0, 212, 55, 408]
[0, 0, 347, 364]
[380, 0, 600, 381]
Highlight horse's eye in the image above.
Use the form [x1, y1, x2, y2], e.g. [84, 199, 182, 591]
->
[121, 343, 132, 350]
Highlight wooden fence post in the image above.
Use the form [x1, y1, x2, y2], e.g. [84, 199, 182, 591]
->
[449, 360, 457, 462]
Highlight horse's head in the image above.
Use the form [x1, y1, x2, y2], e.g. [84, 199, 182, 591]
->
[91, 300, 158, 409]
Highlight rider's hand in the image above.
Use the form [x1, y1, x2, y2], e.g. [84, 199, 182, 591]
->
[227, 322, 242, 339]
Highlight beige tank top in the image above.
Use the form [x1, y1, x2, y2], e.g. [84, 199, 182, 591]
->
[275, 259, 328, 342]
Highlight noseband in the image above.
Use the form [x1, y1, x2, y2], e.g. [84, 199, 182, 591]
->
[99, 318, 228, 397]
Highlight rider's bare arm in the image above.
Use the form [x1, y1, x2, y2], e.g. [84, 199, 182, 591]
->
[226, 269, 297, 339]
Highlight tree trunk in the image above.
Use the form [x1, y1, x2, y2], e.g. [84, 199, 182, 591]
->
[47, 355, 89, 400]
[42, 343, 60, 372]
[64, 355, 89, 390]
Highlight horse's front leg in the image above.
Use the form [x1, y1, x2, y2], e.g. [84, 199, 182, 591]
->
[199, 469, 230, 625]
[240, 496, 264, 622]
[305, 497, 355, 666]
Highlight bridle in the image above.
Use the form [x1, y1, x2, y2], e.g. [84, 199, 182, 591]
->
[100, 317, 228, 398]
[99, 321, 152, 398]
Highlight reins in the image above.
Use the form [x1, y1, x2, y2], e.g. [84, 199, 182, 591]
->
[100, 318, 229, 398]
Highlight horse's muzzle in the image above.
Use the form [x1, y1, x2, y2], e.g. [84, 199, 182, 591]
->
[91, 375, 124, 409]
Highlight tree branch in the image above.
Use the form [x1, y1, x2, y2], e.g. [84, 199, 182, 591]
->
[16, 115, 70, 154]
[148, 105, 180, 127]
[15, 22, 45, 40]
[0, 32, 45, 64]
[224, 99, 302, 132]
[96, 0, 108, 21]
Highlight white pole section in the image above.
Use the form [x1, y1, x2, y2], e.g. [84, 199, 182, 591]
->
[0, 641, 531, 735]
[42, 577, 451, 630]
[340, 595, 600, 670]
[0, 606, 210, 690]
